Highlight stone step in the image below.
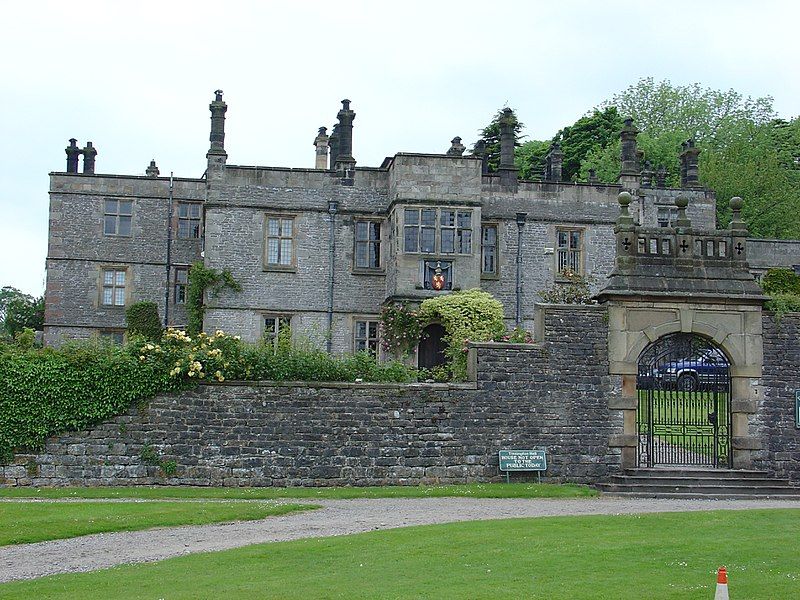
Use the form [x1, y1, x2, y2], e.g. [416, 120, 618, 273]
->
[605, 475, 794, 488]
[597, 490, 800, 500]
[597, 482, 800, 496]
[622, 468, 773, 479]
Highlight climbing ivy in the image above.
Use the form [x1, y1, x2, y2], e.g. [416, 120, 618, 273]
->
[186, 262, 241, 335]
[419, 289, 506, 380]
[125, 301, 163, 341]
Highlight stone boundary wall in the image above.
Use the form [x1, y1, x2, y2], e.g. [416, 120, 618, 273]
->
[2, 306, 622, 487]
[755, 312, 800, 483]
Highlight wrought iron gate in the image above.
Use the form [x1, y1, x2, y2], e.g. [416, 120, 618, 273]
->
[636, 333, 732, 468]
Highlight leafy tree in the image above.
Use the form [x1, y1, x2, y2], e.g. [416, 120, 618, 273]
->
[575, 77, 798, 237]
[515, 140, 550, 180]
[0, 286, 25, 323]
[2, 291, 43, 336]
[602, 77, 775, 145]
[552, 106, 623, 182]
[470, 107, 524, 173]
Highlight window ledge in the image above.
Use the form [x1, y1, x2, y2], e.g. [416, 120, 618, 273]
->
[352, 268, 386, 276]
[480, 273, 500, 281]
[263, 265, 297, 273]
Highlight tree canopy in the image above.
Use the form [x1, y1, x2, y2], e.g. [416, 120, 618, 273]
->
[470, 108, 524, 173]
[470, 78, 799, 238]
[0, 286, 44, 337]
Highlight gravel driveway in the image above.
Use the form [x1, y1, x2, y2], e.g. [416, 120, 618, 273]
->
[2, 496, 800, 583]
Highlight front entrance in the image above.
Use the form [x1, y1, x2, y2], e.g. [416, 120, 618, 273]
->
[636, 333, 732, 468]
[418, 323, 447, 369]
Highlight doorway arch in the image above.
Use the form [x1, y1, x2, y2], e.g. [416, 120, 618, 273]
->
[636, 332, 732, 468]
[418, 323, 447, 370]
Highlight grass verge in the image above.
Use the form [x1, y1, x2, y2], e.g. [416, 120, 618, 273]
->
[0, 482, 596, 500]
[0, 501, 315, 546]
[0, 509, 797, 599]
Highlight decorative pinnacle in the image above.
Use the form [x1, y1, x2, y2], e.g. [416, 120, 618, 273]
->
[675, 196, 689, 209]
[214, 90, 223, 102]
[617, 191, 632, 207]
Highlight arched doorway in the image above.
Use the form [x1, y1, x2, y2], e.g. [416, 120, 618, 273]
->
[418, 323, 447, 370]
[636, 333, 732, 468]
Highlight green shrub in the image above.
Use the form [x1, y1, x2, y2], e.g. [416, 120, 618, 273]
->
[419, 289, 506, 380]
[125, 302, 163, 341]
[761, 268, 800, 296]
[0, 340, 187, 463]
[539, 269, 595, 304]
[765, 293, 800, 318]
[0, 327, 419, 462]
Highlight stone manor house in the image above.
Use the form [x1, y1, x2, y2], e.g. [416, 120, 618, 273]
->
[44, 92, 800, 365]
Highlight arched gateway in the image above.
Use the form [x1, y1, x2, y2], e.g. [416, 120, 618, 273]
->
[636, 333, 732, 468]
[597, 193, 766, 472]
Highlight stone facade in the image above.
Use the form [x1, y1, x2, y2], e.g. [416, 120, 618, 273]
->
[45, 174, 204, 345]
[3, 306, 622, 487]
[755, 313, 800, 483]
[45, 92, 741, 358]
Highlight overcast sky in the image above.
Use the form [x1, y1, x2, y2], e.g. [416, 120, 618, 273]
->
[1, 0, 798, 296]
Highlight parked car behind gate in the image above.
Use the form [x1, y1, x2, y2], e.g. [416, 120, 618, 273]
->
[652, 348, 728, 392]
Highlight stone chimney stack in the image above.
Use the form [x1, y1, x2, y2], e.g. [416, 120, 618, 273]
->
[65, 138, 80, 173]
[314, 127, 329, 169]
[473, 139, 489, 174]
[328, 124, 340, 169]
[333, 99, 356, 182]
[680, 139, 701, 188]
[619, 118, 639, 176]
[545, 142, 563, 182]
[655, 165, 668, 188]
[447, 136, 465, 156]
[498, 108, 518, 191]
[641, 160, 653, 188]
[207, 90, 228, 182]
[208, 90, 227, 156]
[81, 142, 97, 174]
[146, 159, 160, 177]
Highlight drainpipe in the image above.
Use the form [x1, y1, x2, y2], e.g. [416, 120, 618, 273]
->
[164, 172, 174, 327]
[327, 199, 339, 353]
[515, 212, 527, 327]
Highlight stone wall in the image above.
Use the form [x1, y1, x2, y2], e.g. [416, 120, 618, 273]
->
[754, 313, 800, 482]
[2, 306, 622, 487]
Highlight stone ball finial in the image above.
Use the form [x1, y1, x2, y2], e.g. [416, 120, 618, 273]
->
[617, 191, 633, 207]
[729, 196, 744, 211]
[675, 196, 689, 209]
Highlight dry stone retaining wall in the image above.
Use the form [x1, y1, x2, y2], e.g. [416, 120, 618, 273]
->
[3, 307, 622, 487]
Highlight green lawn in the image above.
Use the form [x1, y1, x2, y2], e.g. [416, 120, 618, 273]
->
[0, 482, 596, 500]
[0, 509, 796, 599]
[0, 501, 315, 546]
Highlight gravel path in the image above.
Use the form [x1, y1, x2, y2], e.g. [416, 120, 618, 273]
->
[2, 496, 800, 583]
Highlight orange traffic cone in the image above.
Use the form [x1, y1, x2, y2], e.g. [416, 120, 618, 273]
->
[714, 566, 729, 600]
